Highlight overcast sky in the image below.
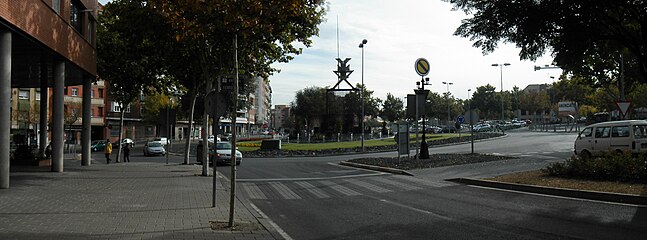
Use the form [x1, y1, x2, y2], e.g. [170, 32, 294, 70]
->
[99, 0, 562, 106]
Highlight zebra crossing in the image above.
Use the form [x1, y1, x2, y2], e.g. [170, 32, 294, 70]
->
[239, 175, 455, 200]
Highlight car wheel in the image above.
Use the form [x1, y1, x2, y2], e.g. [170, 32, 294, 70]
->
[578, 150, 592, 160]
[236, 161, 241, 166]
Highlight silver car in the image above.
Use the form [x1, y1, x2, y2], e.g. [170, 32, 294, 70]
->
[143, 142, 166, 156]
[209, 141, 242, 165]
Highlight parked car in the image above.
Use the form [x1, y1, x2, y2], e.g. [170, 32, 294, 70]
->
[143, 141, 166, 156]
[90, 140, 107, 152]
[206, 141, 242, 166]
[441, 126, 457, 133]
[151, 137, 168, 146]
[473, 124, 492, 132]
[426, 126, 442, 134]
[207, 135, 221, 143]
[574, 120, 647, 158]
[113, 138, 135, 148]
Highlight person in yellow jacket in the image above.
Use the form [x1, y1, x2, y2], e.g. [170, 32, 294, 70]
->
[105, 139, 113, 164]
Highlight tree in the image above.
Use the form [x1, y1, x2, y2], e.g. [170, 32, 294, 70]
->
[380, 93, 404, 122]
[520, 91, 549, 121]
[470, 84, 498, 119]
[291, 86, 327, 133]
[97, 1, 171, 162]
[446, 0, 647, 86]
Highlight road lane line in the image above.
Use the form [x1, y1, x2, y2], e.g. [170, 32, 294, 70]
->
[269, 182, 301, 199]
[320, 180, 361, 196]
[249, 203, 294, 240]
[294, 181, 330, 199]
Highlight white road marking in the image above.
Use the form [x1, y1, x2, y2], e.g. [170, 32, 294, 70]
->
[237, 172, 387, 182]
[369, 177, 422, 191]
[294, 181, 330, 199]
[344, 179, 392, 193]
[320, 180, 361, 196]
[269, 182, 301, 199]
[242, 183, 267, 199]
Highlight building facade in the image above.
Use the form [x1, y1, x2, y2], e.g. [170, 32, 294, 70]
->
[1, 0, 100, 187]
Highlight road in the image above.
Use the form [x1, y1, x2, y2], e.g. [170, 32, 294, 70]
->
[217, 128, 647, 239]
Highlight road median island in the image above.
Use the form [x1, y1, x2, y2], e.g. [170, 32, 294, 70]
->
[447, 177, 647, 206]
[241, 132, 504, 158]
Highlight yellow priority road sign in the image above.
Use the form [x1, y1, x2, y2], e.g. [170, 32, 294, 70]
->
[415, 58, 430, 76]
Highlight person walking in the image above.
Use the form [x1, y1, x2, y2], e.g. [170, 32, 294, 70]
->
[105, 139, 112, 164]
[124, 143, 131, 162]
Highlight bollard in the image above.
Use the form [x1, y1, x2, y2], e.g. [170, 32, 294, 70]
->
[338, 133, 341, 142]
[350, 133, 353, 141]
[297, 134, 300, 144]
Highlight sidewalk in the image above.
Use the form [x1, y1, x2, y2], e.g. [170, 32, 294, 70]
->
[0, 158, 278, 240]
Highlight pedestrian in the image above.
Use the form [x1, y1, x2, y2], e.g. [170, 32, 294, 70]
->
[124, 143, 131, 162]
[105, 139, 112, 164]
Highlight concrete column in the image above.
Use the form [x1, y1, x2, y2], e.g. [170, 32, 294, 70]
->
[51, 61, 64, 172]
[0, 30, 11, 189]
[39, 60, 48, 158]
[81, 78, 91, 166]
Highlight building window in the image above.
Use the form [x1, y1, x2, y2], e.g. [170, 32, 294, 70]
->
[97, 107, 104, 117]
[36, 91, 41, 100]
[18, 90, 29, 100]
[71, 88, 79, 96]
[112, 102, 131, 113]
[52, 0, 61, 14]
[70, 1, 83, 34]
[98, 88, 104, 98]
[90, 90, 94, 98]
[87, 19, 95, 44]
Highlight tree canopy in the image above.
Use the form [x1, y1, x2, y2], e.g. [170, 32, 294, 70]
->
[446, 0, 647, 87]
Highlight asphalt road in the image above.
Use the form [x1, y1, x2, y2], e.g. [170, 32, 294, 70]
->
[216, 128, 647, 239]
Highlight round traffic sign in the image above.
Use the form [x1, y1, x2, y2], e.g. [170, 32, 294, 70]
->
[415, 58, 430, 76]
[457, 115, 465, 124]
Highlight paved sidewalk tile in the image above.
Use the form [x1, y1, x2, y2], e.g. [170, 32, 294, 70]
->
[0, 161, 278, 240]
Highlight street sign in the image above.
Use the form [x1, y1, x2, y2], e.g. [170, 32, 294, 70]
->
[414, 58, 430, 76]
[457, 115, 465, 124]
[397, 123, 409, 155]
[616, 101, 632, 116]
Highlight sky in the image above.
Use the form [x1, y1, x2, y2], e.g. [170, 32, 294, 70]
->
[99, 0, 562, 106]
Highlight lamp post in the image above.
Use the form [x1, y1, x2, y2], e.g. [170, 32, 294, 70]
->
[492, 63, 511, 121]
[359, 39, 367, 152]
[442, 81, 453, 127]
[468, 89, 474, 154]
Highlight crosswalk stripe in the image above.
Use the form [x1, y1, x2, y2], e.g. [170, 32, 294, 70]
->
[391, 175, 455, 188]
[294, 181, 330, 199]
[269, 182, 301, 199]
[320, 180, 361, 196]
[369, 177, 422, 191]
[242, 183, 267, 199]
[343, 179, 392, 193]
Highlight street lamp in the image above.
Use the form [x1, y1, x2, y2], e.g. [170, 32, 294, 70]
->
[359, 39, 367, 152]
[492, 63, 511, 121]
[468, 89, 474, 154]
[442, 81, 453, 126]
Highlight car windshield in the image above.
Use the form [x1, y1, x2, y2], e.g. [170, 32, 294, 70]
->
[91, 140, 103, 145]
[216, 142, 232, 149]
[147, 142, 162, 147]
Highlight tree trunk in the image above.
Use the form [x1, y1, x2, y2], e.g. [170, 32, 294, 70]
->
[183, 92, 198, 164]
[117, 109, 125, 163]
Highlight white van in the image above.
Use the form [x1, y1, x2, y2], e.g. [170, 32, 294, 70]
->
[574, 120, 647, 158]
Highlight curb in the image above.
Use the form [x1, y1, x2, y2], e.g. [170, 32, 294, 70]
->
[447, 178, 647, 206]
[339, 161, 414, 176]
